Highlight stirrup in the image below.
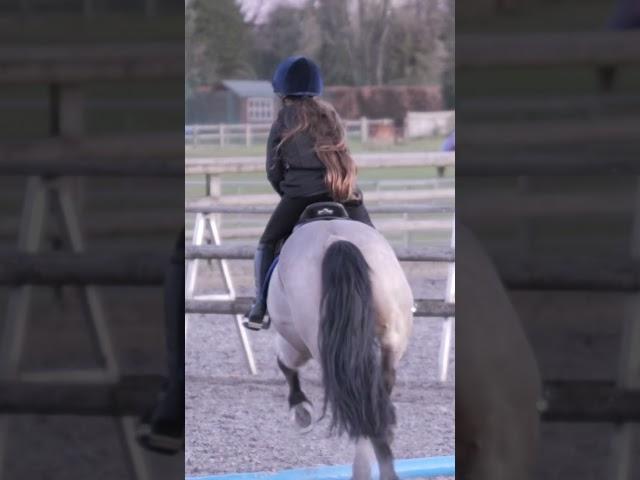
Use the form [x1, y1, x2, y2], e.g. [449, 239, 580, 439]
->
[243, 302, 271, 330]
[243, 315, 271, 331]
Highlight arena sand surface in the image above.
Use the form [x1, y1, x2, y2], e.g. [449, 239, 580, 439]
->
[186, 262, 455, 479]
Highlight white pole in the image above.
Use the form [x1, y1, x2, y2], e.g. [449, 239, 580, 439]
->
[206, 216, 257, 375]
[439, 217, 455, 382]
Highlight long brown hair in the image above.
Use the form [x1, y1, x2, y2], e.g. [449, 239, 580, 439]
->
[276, 97, 357, 202]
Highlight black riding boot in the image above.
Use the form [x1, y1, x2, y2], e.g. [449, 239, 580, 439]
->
[243, 243, 276, 330]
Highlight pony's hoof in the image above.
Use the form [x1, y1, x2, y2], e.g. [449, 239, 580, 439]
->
[290, 401, 313, 433]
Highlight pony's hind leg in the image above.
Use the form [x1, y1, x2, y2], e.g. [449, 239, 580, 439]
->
[353, 437, 375, 480]
[351, 347, 400, 480]
[373, 347, 399, 480]
[277, 357, 313, 431]
[276, 334, 312, 433]
[372, 435, 399, 480]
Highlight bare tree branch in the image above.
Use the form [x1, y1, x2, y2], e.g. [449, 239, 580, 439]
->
[375, 0, 392, 85]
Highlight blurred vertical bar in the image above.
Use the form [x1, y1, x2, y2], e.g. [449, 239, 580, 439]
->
[0, 1, 184, 479]
[457, 0, 640, 478]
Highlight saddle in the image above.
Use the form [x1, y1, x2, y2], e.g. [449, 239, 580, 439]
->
[262, 202, 352, 299]
[297, 202, 350, 224]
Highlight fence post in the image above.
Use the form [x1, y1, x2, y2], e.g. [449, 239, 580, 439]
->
[193, 125, 199, 147]
[52, 84, 87, 222]
[206, 175, 221, 199]
[206, 174, 222, 227]
[246, 123, 251, 147]
[403, 212, 409, 248]
[360, 117, 368, 144]
[219, 124, 225, 147]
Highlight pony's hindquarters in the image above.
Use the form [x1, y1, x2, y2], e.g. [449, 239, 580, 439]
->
[457, 224, 541, 479]
[270, 221, 410, 480]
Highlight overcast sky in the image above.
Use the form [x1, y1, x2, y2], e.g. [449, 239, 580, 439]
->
[237, 0, 416, 23]
[237, 0, 307, 23]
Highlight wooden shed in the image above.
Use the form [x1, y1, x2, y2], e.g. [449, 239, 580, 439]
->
[187, 80, 278, 125]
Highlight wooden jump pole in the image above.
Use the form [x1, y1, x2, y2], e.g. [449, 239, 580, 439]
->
[0, 133, 183, 177]
[457, 31, 640, 68]
[0, 43, 182, 83]
[184, 244, 455, 263]
[0, 375, 165, 416]
[185, 151, 455, 175]
[185, 204, 455, 215]
[0, 252, 170, 285]
[185, 298, 455, 318]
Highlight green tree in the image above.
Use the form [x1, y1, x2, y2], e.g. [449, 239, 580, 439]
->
[186, 0, 254, 90]
[351, 0, 393, 85]
[243, 0, 453, 90]
[384, 0, 449, 86]
[442, 0, 455, 108]
[251, 4, 307, 80]
[315, 0, 357, 85]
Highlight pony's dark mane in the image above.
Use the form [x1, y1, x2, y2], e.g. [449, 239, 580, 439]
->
[318, 240, 396, 439]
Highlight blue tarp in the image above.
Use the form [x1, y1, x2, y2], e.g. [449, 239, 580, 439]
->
[186, 455, 455, 480]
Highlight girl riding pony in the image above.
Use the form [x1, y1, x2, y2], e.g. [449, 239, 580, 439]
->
[244, 56, 374, 330]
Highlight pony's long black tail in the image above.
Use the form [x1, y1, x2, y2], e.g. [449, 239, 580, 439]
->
[319, 240, 395, 440]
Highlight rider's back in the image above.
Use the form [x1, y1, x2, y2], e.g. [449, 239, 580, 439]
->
[270, 105, 328, 198]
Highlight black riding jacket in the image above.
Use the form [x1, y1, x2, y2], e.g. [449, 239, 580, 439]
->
[266, 105, 330, 198]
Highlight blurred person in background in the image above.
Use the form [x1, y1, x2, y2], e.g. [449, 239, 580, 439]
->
[442, 129, 455, 152]
[138, 230, 185, 454]
[437, 129, 454, 177]
[599, 0, 640, 91]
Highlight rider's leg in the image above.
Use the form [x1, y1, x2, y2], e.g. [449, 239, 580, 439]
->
[138, 231, 185, 453]
[243, 242, 277, 329]
[345, 203, 375, 228]
[244, 196, 312, 330]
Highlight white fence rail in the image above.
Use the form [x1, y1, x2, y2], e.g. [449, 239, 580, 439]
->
[185, 118, 395, 147]
[185, 111, 456, 147]
[186, 177, 455, 189]
[185, 152, 454, 175]
[405, 111, 455, 138]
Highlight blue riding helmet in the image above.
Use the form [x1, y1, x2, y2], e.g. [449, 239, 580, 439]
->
[272, 56, 323, 97]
